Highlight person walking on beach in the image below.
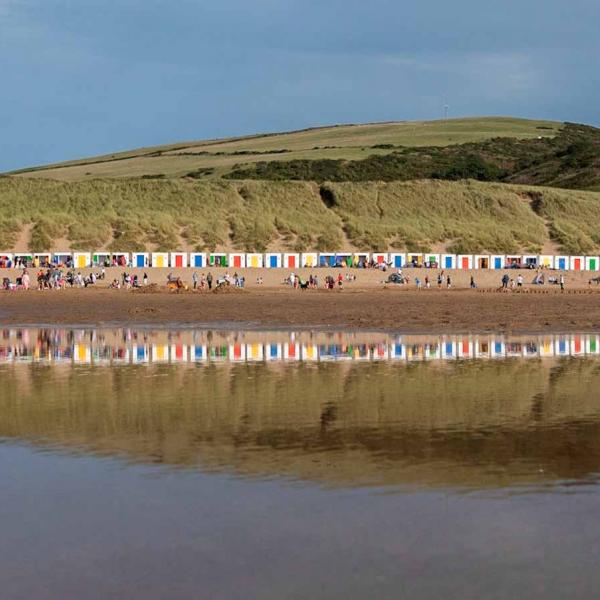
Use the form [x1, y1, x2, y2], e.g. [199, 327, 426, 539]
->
[437, 273, 443, 289]
[192, 271, 198, 290]
[560, 274, 565, 292]
[446, 275, 452, 289]
[143, 272, 148, 286]
[470, 276, 476, 289]
[502, 273, 510, 289]
[517, 274, 523, 288]
[207, 272, 213, 290]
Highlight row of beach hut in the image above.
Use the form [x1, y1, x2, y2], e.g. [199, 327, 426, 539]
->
[1, 251, 600, 271]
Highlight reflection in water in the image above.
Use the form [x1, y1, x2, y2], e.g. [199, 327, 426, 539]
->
[2, 327, 600, 490]
[0, 327, 598, 365]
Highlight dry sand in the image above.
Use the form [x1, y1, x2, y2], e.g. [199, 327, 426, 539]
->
[1, 266, 600, 332]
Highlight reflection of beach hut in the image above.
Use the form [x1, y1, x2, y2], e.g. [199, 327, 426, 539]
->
[319, 252, 335, 267]
[229, 343, 246, 362]
[442, 340, 456, 360]
[152, 344, 169, 362]
[170, 252, 188, 268]
[424, 253, 440, 267]
[522, 255, 538, 268]
[586, 256, 599, 272]
[489, 255, 505, 270]
[283, 253, 299, 269]
[441, 254, 456, 269]
[283, 342, 300, 360]
[73, 344, 91, 364]
[302, 253, 318, 267]
[474, 338, 491, 358]
[246, 343, 264, 361]
[490, 339, 505, 358]
[586, 335, 600, 355]
[209, 253, 228, 267]
[245, 253, 264, 268]
[554, 336, 570, 356]
[538, 255, 554, 269]
[52, 252, 72, 266]
[208, 345, 228, 361]
[539, 337, 554, 357]
[265, 253, 282, 268]
[372, 252, 388, 265]
[457, 255, 473, 270]
[131, 344, 149, 364]
[456, 338, 473, 358]
[303, 344, 319, 361]
[73, 252, 91, 268]
[265, 343, 282, 361]
[189, 252, 206, 268]
[92, 252, 110, 267]
[132, 252, 150, 268]
[151, 252, 169, 268]
[571, 334, 585, 356]
[474, 255, 490, 269]
[191, 345, 207, 362]
[390, 342, 405, 360]
[555, 256, 568, 270]
[390, 253, 405, 269]
[170, 344, 188, 363]
[570, 256, 584, 271]
[0, 253, 13, 268]
[229, 253, 246, 269]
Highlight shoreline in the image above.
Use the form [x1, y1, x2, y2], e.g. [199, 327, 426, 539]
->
[2, 286, 600, 333]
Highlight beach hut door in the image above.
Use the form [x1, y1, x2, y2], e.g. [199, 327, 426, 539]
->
[136, 255, 145, 267]
[394, 256, 403, 268]
[461, 257, 469, 269]
[269, 255, 278, 268]
[194, 255, 203, 267]
[233, 255, 241, 268]
[558, 258, 566, 270]
[494, 257, 502, 269]
[175, 255, 183, 268]
[591, 258, 597, 271]
[574, 258, 581, 270]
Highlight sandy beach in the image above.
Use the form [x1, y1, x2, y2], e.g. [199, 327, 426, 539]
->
[1, 265, 600, 332]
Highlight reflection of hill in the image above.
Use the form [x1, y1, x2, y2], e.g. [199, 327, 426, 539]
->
[2, 359, 600, 489]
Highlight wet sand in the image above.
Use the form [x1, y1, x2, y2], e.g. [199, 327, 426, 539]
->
[2, 286, 600, 332]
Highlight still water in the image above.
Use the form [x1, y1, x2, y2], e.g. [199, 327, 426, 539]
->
[3, 327, 600, 599]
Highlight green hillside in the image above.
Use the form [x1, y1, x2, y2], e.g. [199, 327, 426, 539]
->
[1, 177, 600, 254]
[8, 117, 560, 181]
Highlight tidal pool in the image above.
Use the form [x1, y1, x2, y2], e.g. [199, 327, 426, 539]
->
[2, 327, 600, 599]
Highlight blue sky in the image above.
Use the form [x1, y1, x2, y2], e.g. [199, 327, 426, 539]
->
[1, 0, 599, 171]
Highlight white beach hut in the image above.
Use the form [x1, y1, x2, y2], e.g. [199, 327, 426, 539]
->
[301, 253, 318, 268]
[245, 253, 264, 268]
[151, 252, 169, 268]
[265, 253, 282, 269]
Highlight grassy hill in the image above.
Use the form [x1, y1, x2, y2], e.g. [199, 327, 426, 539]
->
[4, 115, 600, 255]
[226, 123, 600, 191]
[8, 117, 560, 181]
[1, 177, 600, 254]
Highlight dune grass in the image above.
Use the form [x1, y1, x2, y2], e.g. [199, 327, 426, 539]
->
[2, 176, 600, 254]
